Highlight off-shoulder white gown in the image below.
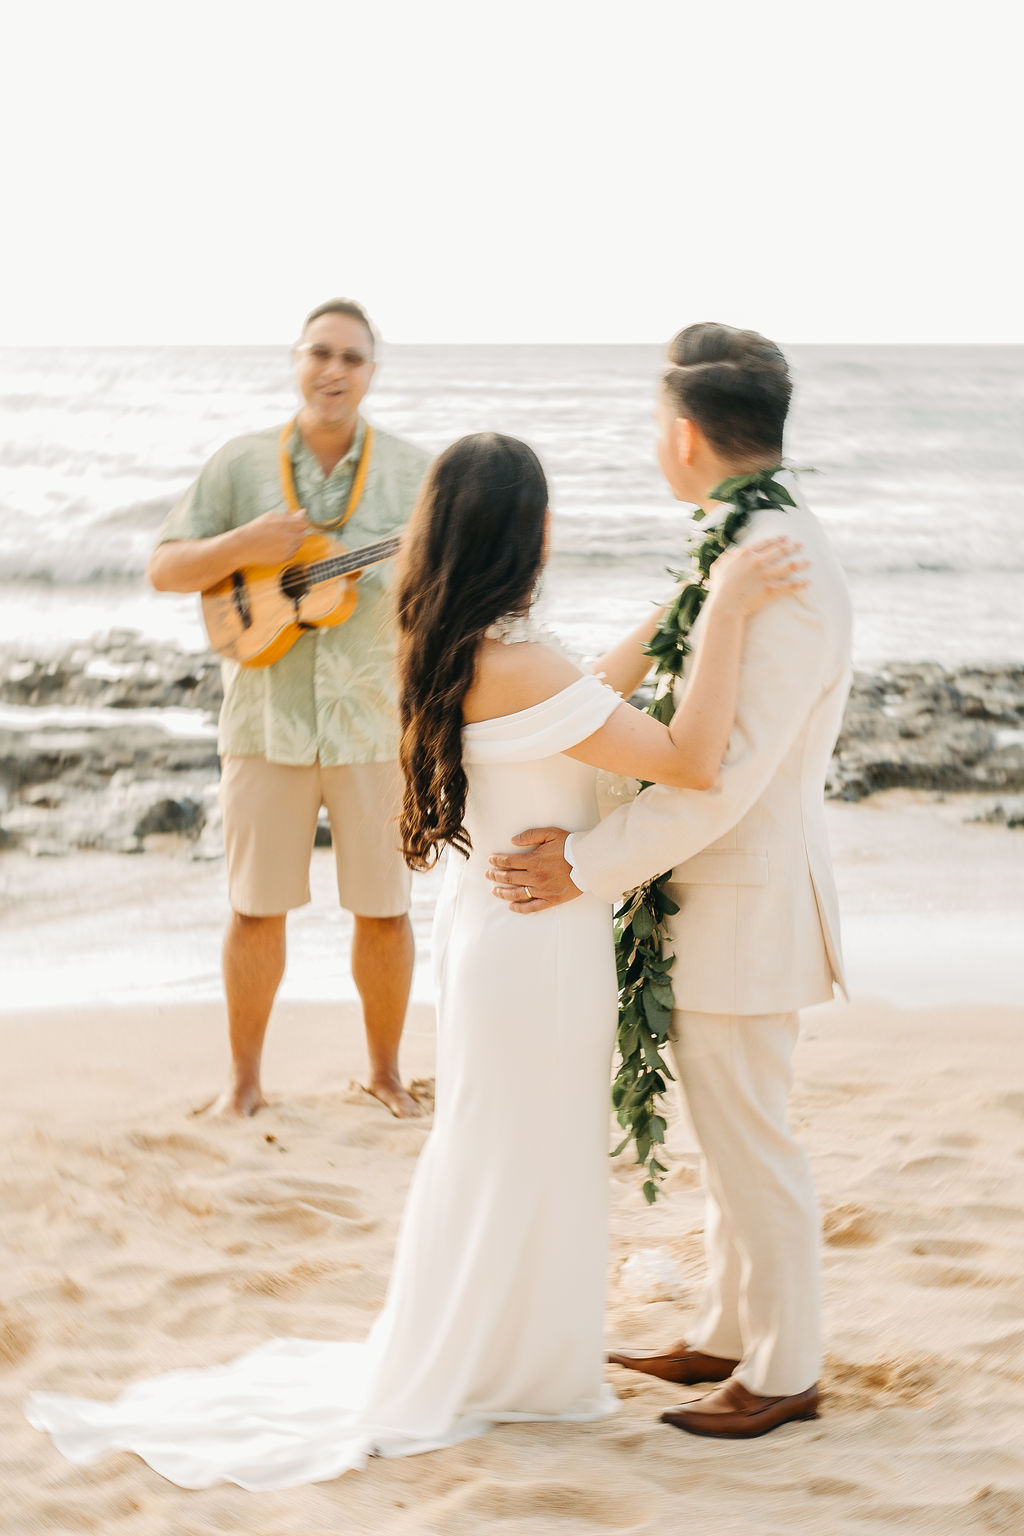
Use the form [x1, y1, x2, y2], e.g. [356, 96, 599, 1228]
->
[27, 673, 622, 1490]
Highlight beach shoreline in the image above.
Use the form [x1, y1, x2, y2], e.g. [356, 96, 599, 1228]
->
[3, 785, 1021, 1014]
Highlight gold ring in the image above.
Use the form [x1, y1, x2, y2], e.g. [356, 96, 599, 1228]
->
[523, 885, 534, 901]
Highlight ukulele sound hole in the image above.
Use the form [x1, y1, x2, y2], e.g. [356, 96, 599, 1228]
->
[280, 564, 309, 605]
[231, 571, 253, 629]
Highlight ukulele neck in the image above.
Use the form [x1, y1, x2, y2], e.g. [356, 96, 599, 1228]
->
[303, 535, 401, 583]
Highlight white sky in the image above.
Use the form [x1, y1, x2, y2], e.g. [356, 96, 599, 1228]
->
[2, 0, 1018, 345]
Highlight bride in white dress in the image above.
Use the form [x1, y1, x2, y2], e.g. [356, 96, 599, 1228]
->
[27, 432, 803, 1490]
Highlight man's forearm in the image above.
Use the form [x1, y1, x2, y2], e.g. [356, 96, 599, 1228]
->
[570, 776, 752, 902]
[148, 529, 251, 593]
[572, 599, 831, 902]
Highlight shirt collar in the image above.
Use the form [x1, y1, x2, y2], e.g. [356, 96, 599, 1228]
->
[686, 468, 802, 538]
[289, 416, 367, 480]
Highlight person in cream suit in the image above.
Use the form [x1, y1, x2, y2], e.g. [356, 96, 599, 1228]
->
[488, 323, 853, 1439]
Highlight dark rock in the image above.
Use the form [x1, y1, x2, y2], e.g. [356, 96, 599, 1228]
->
[828, 664, 1024, 802]
[134, 797, 206, 839]
[0, 632, 223, 854]
[0, 633, 223, 715]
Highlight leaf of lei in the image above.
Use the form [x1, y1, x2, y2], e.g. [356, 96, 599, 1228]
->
[610, 465, 801, 1202]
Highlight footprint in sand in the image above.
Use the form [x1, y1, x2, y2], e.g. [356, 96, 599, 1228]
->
[909, 1236, 986, 1259]
[162, 1172, 372, 1240]
[985, 1091, 1024, 1119]
[973, 1202, 1024, 1226]
[247, 1204, 363, 1240]
[970, 1485, 1024, 1534]
[823, 1203, 880, 1247]
[610, 1380, 660, 1401]
[36, 1488, 144, 1531]
[235, 1258, 341, 1298]
[332, 1117, 420, 1151]
[28, 1498, 106, 1534]
[22, 1275, 85, 1309]
[126, 1130, 231, 1168]
[806, 1477, 862, 1498]
[163, 1267, 232, 1294]
[825, 1354, 938, 1405]
[896, 1152, 968, 1179]
[329, 1264, 389, 1309]
[222, 1173, 365, 1218]
[234, 1177, 374, 1238]
[936, 1132, 980, 1150]
[665, 1159, 702, 1192]
[441, 1477, 655, 1528]
[605, 1429, 650, 1452]
[0, 1305, 36, 1367]
[282, 1180, 367, 1221]
[0, 1174, 67, 1215]
[904, 1257, 1002, 1289]
[967, 1326, 1024, 1364]
[174, 1186, 223, 1220]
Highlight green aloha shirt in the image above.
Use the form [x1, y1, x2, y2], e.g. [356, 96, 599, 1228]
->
[158, 419, 431, 765]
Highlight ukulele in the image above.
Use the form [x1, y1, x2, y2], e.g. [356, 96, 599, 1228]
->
[201, 533, 401, 668]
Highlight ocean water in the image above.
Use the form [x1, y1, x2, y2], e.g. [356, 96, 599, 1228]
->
[1, 343, 1021, 667]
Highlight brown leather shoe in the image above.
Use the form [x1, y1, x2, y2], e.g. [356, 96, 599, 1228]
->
[606, 1340, 740, 1385]
[660, 1377, 820, 1439]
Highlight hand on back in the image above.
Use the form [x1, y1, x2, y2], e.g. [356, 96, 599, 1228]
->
[707, 536, 808, 618]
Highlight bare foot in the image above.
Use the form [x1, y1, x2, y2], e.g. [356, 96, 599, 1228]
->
[198, 1082, 269, 1118]
[363, 1077, 425, 1119]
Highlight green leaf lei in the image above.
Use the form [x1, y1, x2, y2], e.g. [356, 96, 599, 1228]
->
[611, 465, 798, 1203]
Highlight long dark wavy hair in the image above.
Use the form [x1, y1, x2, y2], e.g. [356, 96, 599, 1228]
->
[396, 433, 548, 871]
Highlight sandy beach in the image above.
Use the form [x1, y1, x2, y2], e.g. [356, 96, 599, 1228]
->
[3, 793, 1023, 1535]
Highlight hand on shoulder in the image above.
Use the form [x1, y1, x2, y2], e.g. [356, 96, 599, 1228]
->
[707, 536, 808, 618]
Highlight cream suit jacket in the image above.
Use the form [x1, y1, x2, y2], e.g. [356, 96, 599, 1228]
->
[572, 480, 853, 1016]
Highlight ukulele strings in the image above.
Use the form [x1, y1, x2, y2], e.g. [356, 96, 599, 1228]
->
[221, 539, 401, 600]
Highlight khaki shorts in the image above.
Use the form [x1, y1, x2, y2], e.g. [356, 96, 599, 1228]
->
[220, 756, 411, 918]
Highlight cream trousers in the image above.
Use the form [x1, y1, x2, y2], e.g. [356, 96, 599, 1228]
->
[669, 1010, 821, 1396]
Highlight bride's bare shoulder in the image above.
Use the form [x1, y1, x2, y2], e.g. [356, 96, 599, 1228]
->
[463, 638, 585, 724]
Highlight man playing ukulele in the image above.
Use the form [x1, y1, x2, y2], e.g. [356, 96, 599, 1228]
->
[149, 298, 430, 1117]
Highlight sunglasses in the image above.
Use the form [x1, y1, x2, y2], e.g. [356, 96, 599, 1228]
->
[295, 343, 373, 369]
